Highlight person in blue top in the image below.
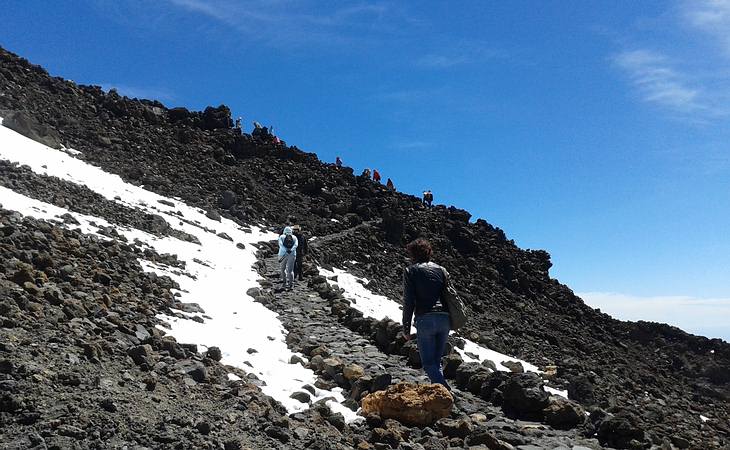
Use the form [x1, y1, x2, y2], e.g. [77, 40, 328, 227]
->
[278, 226, 298, 289]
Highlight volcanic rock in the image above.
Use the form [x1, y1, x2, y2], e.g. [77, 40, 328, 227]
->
[360, 382, 453, 426]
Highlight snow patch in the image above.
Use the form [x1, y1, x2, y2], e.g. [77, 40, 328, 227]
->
[0, 122, 360, 421]
[319, 265, 565, 396]
[544, 386, 568, 398]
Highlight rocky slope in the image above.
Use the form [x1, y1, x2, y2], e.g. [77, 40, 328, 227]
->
[1, 46, 729, 448]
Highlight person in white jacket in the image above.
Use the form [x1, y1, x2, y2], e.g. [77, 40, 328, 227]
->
[278, 226, 298, 289]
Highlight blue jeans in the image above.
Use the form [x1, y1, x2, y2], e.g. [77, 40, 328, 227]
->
[415, 312, 451, 389]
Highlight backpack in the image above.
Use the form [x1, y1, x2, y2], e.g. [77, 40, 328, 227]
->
[283, 234, 295, 250]
[441, 268, 467, 330]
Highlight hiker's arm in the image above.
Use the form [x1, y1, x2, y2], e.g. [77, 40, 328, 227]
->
[402, 268, 415, 336]
[292, 236, 298, 252]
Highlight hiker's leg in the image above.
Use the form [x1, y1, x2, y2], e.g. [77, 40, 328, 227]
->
[415, 315, 444, 385]
[279, 256, 286, 284]
[432, 314, 451, 389]
[286, 254, 295, 286]
[295, 256, 302, 280]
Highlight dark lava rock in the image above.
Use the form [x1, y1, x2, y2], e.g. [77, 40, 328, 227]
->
[264, 425, 290, 443]
[500, 372, 549, 419]
[127, 344, 156, 368]
[435, 417, 472, 439]
[290, 391, 311, 404]
[174, 359, 209, 383]
[220, 190, 237, 209]
[2, 110, 62, 149]
[597, 410, 646, 449]
[542, 395, 585, 429]
[206, 346, 222, 361]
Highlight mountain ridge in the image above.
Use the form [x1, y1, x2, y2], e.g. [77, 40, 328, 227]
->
[1, 45, 728, 448]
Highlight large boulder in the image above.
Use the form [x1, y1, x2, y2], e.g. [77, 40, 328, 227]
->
[2, 111, 62, 149]
[597, 410, 646, 449]
[500, 372, 549, 419]
[361, 382, 453, 426]
[542, 395, 586, 429]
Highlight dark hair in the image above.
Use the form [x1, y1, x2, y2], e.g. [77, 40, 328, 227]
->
[406, 238, 433, 263]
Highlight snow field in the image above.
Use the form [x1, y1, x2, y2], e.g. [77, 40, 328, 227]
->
[0, 121, 358, 421]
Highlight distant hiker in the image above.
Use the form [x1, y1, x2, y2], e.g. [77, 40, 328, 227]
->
[336, 156, 343, 168]
[362, 168, 371, 179]
[292, 225, 308, 281]
[278, 226, 298, 289]
[373, 169, 382, 183]
[402, 238, 451, 389]
[252, 121, 263, 139]
[386, 178, 394, 190]
[273, 135, 281, 145]
[235, 117, 242, 130]
[423, 190, 433, 207]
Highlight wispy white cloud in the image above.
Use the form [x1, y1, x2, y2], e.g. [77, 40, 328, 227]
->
[416, 46, 504, 69]
[613, 49, 704, 113]
[611, 1, 730, 122]
[683, 0, 730, 56]
[99, 83, 175, 102]
[579, 291, 730, 341]
[165, 0, 401, 48]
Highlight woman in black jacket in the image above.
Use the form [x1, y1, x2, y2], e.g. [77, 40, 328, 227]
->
[402, 238, 451, 389]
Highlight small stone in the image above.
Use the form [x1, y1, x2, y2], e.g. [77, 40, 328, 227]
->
[100, 398, 117, 412]
[127, 344, 156, 368]
[343, 363, 365, 381]
[175, 360, 208, 383]
[206, 209, 221, 222]
[206, 346, 222, 361]
[224, 439, 241, 450]
[0, 360, 13, 374]
[290, 391, 311, 404]
[57, 424, 86, 439]
[196, 421, 212, 435]
[501, 361, 524, 373]
[436, 417, 472, 439]
[326, 412, 346, 431]
[265, 425, 290, 443]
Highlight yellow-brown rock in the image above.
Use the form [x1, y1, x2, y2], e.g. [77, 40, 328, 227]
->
[360, 382, 453, 426]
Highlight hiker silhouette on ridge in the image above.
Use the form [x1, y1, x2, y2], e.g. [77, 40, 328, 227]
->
[402, 238, 451, 389]
[373, 169, 381, 183]
[422, 190, 433, 207]
[278, 226, 298, 290]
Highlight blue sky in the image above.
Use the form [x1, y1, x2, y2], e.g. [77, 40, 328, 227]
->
[2, 1, 730, 339]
